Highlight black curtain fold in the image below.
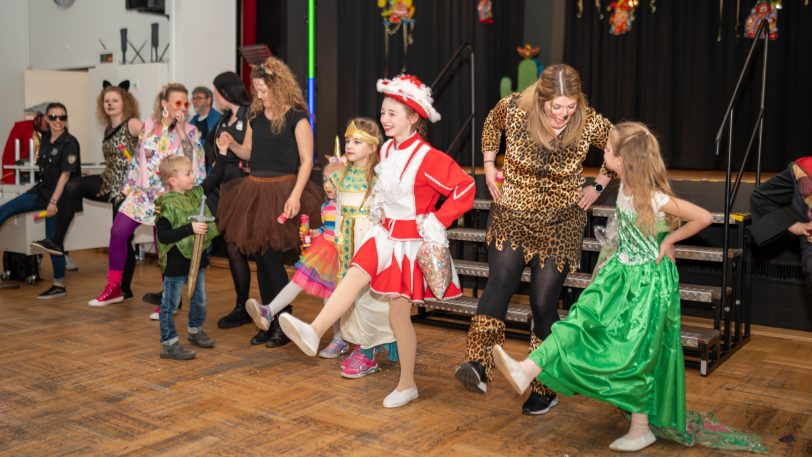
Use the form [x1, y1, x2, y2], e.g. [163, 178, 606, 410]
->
[329, 0, 525, 166]
[564, 0, 812, 172]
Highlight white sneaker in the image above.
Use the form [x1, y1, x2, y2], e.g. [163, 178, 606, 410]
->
[245, 298, 271, 331]
[277, 313, 318, 356]
[608, 430, 656, 452]
[492, 345, 533, 395]
[64, 255, 78, 271]
[382, 386, 419, 408]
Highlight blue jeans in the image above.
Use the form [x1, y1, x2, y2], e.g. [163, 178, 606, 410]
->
[160, 270, 206, 345]
[0, 192, 65, 279]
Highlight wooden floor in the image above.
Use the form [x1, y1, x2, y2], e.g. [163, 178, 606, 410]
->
[1, 250, 810, 456]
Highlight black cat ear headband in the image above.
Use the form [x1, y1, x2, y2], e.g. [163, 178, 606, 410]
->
[102, 80, 131, 91]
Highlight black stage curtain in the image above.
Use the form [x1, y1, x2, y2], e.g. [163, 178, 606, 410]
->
[331, 0, 525, 166]
[564, 0, 812, 172]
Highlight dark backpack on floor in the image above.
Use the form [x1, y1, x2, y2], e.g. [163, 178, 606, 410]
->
[1, 251, 40, 285]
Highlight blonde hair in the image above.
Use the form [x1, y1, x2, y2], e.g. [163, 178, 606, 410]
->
[341, 117, 382, 204]
[158, 155, 192, 186]
[152, 83, 188, 123]
[611, 122, 679, 235]
[518, 64, 588, 150]
[249, 57, 309, 134]
[96, 86, 140, 127]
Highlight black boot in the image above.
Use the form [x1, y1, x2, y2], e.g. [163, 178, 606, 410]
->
[265, 306, 292, 348]
[143, 290, 163, 305]
[218, 303, 253, 329]
[250, 329, 271, 345]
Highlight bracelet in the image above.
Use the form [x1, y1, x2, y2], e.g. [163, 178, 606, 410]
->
[49, 200, 57, 205]
[483, 160, 495, 164]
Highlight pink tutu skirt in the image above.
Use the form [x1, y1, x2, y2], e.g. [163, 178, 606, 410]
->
[291, 234, 339, 299]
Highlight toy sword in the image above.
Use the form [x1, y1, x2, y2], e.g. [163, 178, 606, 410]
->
[187, 196, 214, 297]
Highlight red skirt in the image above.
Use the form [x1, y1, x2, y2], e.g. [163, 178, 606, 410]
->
[350, 224, 462, 303]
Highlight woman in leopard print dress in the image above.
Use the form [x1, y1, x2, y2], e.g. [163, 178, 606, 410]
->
[31, 81, 142, 300]
[455, 64, 614, 415]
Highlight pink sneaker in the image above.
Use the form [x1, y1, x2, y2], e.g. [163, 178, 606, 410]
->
[341, 346, 361, 369]
[88, 282, 123, 306]
[150, 305, 181, 320]
[340, 348, 380, 379]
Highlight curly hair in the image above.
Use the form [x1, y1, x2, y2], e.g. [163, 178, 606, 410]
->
[249, 57, 308, 134]
[151, 83, 189, 123]
[96, 86, 140, 127]
[518, 64, 588, 150]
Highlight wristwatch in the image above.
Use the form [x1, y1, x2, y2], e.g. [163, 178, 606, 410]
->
[593, 183, 604, 193]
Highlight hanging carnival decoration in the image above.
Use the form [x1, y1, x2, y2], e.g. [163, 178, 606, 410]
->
[477, 0, 494, 24]
[378, 0, 416, 75]
[743, 0, 780, 40]
[607, 0, 639, 35]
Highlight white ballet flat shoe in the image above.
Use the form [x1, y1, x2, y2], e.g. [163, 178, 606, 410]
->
[492, 345, 533, 395]
[277, 313, 318, 357]
[382, 386, 419, 408]
[608, 430, 656, 452]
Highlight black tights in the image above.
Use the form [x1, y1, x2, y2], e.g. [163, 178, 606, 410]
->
[52, 175, 135, 293]
[226, 241, 251, 307]
[255, 248, 290, 310]
[476, 242, 570, 339]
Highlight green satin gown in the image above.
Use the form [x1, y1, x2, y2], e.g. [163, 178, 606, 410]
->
[529, 191, 767, 453]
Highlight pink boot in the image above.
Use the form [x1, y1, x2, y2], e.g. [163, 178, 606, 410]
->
[89, 270, 124, 306]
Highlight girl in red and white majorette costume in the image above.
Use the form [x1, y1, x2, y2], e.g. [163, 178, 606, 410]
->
[279, 74, 475, 408]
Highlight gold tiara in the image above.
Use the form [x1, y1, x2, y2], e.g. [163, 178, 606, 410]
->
[344, 121, 380, 146]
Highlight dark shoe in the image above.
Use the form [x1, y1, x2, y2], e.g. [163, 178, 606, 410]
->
[160, 342, 196, 360]
[143, 291, 163, 305]
[37, 285, 66, 300]
[250, 329, 271, 345]
[30, 239, 64, 256]
[122, 290, 134, 302]
[265, 307, 292, 348]
[218, 304, 253, 329]
[455, 361, 487, 394]
[522, 392, 559, 415]
[188, 330, 215, 348]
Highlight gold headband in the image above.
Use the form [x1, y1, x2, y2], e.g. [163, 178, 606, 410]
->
[344, 121, 380, 146]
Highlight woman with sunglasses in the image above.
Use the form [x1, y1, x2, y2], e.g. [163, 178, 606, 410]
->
[32, 81, 142, 302]
[89, 83, 205, 306]
[0, 103, 81, 298]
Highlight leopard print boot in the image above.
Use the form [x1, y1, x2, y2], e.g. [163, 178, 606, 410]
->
[456, 314, 506, 393]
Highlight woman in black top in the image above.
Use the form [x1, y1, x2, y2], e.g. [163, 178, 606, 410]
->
[217, 57, 324, 346]
[0, 103, 80, 298]
[32, 83, 142, 302]
[198, 71, 256, 329]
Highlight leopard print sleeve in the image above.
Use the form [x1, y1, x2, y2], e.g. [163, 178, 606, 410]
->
[584, 108, 616, 179]
[481, 95, 512, 153]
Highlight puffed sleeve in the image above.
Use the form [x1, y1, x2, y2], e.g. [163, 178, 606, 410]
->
[584, 108, 616, 179]
[481, 95, 512, 153]
[421, 150, 476, 227]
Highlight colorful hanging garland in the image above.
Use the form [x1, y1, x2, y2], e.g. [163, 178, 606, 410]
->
[478, 0, 494, 24]
[378, 0, 416, 73]
[607, 0, 639, 35]
[743, 0, 780, 40]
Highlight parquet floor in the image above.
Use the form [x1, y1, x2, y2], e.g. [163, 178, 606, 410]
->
[1, 250, 810, 456]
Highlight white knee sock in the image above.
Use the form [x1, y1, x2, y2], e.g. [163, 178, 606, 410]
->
[266, 282, 304, 316]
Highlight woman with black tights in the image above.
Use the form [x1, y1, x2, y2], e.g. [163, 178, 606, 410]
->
[200, 71, 256, 330]
[454, 64, 614, 416]
[215, 58, 323, 346]
[31, 82, 140, 300]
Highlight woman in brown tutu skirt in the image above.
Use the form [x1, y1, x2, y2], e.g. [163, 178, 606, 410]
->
[216, 56, 323, 346]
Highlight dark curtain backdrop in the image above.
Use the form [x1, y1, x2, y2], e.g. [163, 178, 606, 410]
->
[329, 0, 525, 166]
[564, 0, 812, 172]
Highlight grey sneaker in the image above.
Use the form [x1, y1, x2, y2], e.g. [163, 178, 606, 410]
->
[187, 330, 214, 348]
[160, 342, 196, 360]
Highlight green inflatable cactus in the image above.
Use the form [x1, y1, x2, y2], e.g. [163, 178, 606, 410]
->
[500, 43, 542, 97]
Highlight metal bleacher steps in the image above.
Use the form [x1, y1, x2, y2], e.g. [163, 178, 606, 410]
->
[417, 199, 751, 376]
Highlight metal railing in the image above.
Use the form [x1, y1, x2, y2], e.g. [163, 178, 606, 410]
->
[716, 19, 769, 345]
[430, 43, 476, 174]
